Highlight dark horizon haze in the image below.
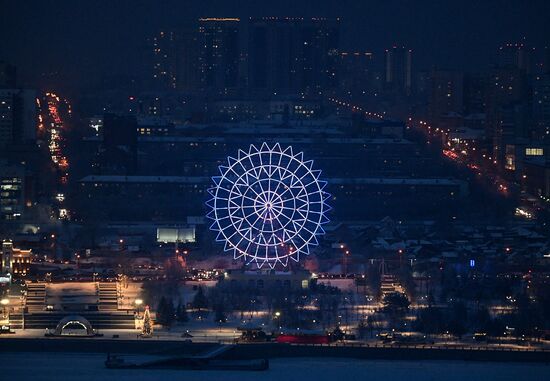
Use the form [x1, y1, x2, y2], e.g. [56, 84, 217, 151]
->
[1, 0, 549, 90]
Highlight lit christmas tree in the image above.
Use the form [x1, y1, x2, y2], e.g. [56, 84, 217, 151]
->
[142, 305, 153, 337]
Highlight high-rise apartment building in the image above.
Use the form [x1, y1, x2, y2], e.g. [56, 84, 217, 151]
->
[150, 28, 198, 91]
[247, 17, 339, 95]
[0, 162, 27, 220]
[151, 30, 179, 90]
[385, 46, 412, 96]
[197, 18, 241, 94]
[337, 52, 375, 97]
[0, 89, 37, 149]
[428, 70, 464, 124]
[498, 42, 534, 75]
[533, 73, 550, 140]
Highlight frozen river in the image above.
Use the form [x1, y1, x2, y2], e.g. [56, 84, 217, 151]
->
[3, 352, 550, 380]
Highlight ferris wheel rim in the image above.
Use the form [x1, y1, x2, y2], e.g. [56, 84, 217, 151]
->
[206, 142, 331, 268]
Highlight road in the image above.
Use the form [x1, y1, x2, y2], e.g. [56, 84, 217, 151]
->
[40, 92, 71, 221]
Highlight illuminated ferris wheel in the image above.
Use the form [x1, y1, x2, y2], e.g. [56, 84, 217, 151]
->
[206, 143, 331, 268]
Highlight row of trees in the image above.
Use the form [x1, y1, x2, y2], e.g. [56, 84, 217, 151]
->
[155, 296, 189, 327]
[385, 292, 548, 340]
[204, 283, 343, 329]
[153, 282, 346, 329]
[154, 286, 225, 327]
[359, 284, 550, 341]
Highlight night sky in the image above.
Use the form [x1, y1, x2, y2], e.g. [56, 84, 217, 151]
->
[1, 0, 549, 89]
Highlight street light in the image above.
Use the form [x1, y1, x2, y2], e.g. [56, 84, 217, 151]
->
[1, 298, 9, 319]
[274, 311, 281, 328]
[135, 299, 143, 316]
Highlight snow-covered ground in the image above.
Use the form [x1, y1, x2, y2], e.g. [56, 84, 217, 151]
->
[3, 352, 549, 380]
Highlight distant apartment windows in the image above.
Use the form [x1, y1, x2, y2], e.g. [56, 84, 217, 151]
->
[525, 148, 544, 156]
[505, 155, 515, 171]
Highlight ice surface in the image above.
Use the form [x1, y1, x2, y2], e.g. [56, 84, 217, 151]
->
[3, 352, 550, 381]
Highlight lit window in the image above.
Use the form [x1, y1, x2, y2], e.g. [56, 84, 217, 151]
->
[525, 148, 544, 156]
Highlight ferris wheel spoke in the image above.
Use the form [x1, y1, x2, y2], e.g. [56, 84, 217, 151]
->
[236, 193, 257, 204]
[276, 184, 294, 199]
[258, 208, 271, 232]
[276, 204, 301, 212]
[256, 178, 268, 197]
[250, 207, 269, 230]
[267, 177, 273, 199]
[270, 176, 288, 199]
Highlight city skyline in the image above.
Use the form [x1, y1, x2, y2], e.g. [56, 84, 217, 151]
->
[1, 0, 549, 90]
